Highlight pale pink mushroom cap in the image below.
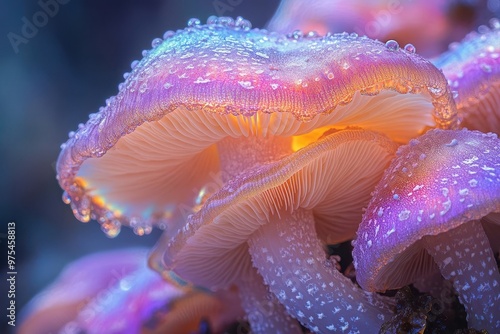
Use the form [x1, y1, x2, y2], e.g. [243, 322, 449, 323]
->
[153, 128, 398, 289]
[353, 128, 500, 330]
[434, 19, 500, 135]
[149, 128, 399, 332]
[267, 0, 471, 57]
[56, 17, 456, 238]
[354, 129, 500, 290]
[19, 248, 151, 334]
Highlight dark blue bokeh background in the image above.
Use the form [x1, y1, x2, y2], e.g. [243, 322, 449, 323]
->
[0, 1, 279, 332]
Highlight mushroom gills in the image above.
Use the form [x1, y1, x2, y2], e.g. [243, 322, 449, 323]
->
[248, 208, 392, 333]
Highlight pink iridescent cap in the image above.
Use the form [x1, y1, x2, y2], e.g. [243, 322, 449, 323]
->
[353, 128, 500, 331]
[56, 16, 457, 237]
[434, 19, 500, 134]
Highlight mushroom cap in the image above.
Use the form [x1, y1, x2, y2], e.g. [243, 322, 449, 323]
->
[433, 19, 500, 134]
[19, 248, 152, 334]
[353, 128, 500, 292]
[57, 17, 457, 236]
[150, 128, 398, 289]
[267, 0, 454, 57]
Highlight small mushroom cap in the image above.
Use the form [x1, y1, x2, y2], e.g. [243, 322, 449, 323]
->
[353, 128, 500, 292]
[57, 17, 456, 236]
[150, 128, 398, 289]
[268, 0, 457, 57]
[19, 248, 151, 334]
[434, 20, 500, 134]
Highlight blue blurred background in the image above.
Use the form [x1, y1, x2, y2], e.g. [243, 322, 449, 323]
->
[0, 1, 280, 332]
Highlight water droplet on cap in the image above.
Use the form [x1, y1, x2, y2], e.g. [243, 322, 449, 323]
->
[187, 18, 201, 27]
[62, 191, 71, 204]
[151, 38, 163, 48]
[207, 16, 218, 25]
[478, 25, 490, 34]
[163, 30, 175, 39]
[307, 31, 319, 38]
[290, 30, 303, 39]
[100, 219, 121, 238]
[490, 18, 500, 30]
[385, 40, 399, 51]
[218, 17, 235, 27]
[404, 43, 416, 53]
[130, 60, 139, 69]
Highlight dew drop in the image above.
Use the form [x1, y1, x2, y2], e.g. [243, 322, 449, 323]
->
[139, 83, 148, 93]
[398, 209, 410, 221]
[194, 77, 211, 84]
[469, 179, 478, 187]
[290, 30, 303, 39]
[377, 207, 384, 217]
[445, 139, 459, 147]
[130, 60, 139, 69]
[72, 197, 91, 223]
[385, 40, 399, 51]
[238, 81, 254, 89]
[207, 16, 218, 25]
[404, 43, 416, 53]
[478, 25, 490, 34]
[235, 16, 252, 30]
[187, 18, 201, 27]
[428, 86, 443, 97]
[490, 18, 500, 30]
[101, 219, 121, 238]
[218, 16, 235, 27]
[151, 38, 163, 48]
[163, 82, 173, 90]
[62, 191, 71, 204]
[307, 31, 319, 38]
[163, 30, 175, 39]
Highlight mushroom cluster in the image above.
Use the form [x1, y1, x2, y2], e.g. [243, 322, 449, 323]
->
[50, 14, 500, 334]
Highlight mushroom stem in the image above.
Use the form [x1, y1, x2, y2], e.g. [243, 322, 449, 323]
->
[248, 208, 392, 333]
[423, 220, 500, 331]
[238, 267, 302, 334]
